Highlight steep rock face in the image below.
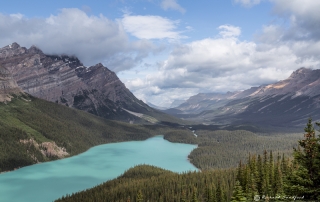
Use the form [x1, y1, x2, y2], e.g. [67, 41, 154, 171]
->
[0, 64, 22, 102]
[0, 43, 151, 121]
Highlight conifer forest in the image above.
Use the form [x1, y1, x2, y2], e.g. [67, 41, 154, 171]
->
[56, 118, 320, 201]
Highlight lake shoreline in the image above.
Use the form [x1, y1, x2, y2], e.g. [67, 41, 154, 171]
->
[0, 135, 197, 202]
[1, 135, 200, 175]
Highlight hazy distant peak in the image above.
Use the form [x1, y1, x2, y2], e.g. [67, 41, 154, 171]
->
[288, 67, 312, 79]
[28, 45, 43, 54]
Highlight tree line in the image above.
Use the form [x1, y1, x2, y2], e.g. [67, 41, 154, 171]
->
[164, 128, 300, 170]
[233, 118, 320, 201]
[56, 164, 236, 202]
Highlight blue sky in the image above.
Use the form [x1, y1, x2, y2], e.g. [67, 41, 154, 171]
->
[1, 0, 320, 107]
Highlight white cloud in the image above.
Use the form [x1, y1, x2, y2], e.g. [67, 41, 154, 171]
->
[234, 0, 262, 7]
[257, 0, 320, 61]
[271, 0, 320, 20]
[161, 0, 186, 13]
[2, 1, 320, 108]
[121, 14, 183, 40]
[270, 0, 320, 41]
[218, 25, 241, 38]
[0, 8, 157, 71]
[125, 21, 320, 107]
[9, 13, 24, 19]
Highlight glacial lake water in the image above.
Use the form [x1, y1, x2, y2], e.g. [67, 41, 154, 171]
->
[0, 136, 197, 202]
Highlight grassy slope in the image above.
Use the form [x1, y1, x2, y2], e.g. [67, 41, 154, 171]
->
[0, 94, 162, 172]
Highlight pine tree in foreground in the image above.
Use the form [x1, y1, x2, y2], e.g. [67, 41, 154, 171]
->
[285, 118, 320, 200]
[231, 180, 247, 202]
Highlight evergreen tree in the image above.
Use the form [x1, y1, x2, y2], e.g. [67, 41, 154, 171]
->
[256, 154, 263, 195]
[136, 190, 143, 202]
[216, 180, 223, 202]
[285, 118, 320, 199]
[231, 180, 247, 202]
[269, 151, 275, 196]
[180, 190, 187, 202]
[210, 184, 217, 202]
[191, 186, 198, 202]
[236, 160, 245, 188]
[263, 150, 270, 196]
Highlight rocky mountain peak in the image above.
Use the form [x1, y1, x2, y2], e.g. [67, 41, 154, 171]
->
[0, 43, 152, 121]
[9, 42, 21, 49]
[0, 42, 27, 59]
[27, 45, 43, 54]
[243, 67, 320, 98]
[288, 67, 313, 80]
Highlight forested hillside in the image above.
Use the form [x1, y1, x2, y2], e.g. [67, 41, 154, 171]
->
[55, 165, 236, 202]
[0, 94, 170, 172]
[164, 129, 300, 169]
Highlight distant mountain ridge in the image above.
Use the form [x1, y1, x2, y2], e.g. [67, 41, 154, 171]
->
[170, 67, 320, 127]
[0, 43, 179, 123]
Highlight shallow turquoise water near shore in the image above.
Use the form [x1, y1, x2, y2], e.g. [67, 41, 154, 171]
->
[0, 136, 197, 202]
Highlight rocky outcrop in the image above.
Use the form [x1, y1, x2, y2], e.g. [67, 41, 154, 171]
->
[0, 43, 153, 121]
[20, 139, 69, 160]
[0, 64, 22, 102]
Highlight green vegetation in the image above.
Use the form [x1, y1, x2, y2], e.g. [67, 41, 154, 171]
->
[0, 95, 167, 172]
[233, 118, 320, 201]
[163, 129, 198, 144]
[55, 164, 236, 202]
[56, 118, 319, 201]
[54, 124, 309, 202]
[3, 94, 319, 201]
[285, 118, 320, 199]
[164, 128, 300, 170]
[235, 151, 291, 201]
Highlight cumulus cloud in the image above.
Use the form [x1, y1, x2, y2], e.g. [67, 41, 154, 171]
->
[125, 20, 320, 107]
[124, 0, 320, 107]
[218, 25, 241, 38]
[121, 14, 183, 40]
[234, 0, 262, 7]
[0, 8, 157, 71]
[270, 0, 320, 41]
[161, 0, 186, 13]
[255, 0, 320, 63]
[271, 0, 320, 20]
[156, 35, 312, 89]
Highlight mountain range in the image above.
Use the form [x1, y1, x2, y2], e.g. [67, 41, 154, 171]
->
[1, 42, 319, 128]
[0, 43, 180, 124]
[165, 67, 320, 128]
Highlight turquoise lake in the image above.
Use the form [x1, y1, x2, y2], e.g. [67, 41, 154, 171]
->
[0, 136, 197, 202]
